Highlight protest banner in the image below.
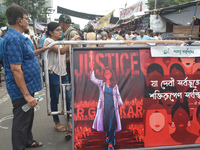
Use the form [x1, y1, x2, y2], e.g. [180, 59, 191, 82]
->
[120, 0, 145, 20]
[73, 47, 200, 149]
[96, 11, 114, 29]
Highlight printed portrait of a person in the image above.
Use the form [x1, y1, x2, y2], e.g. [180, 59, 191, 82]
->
[89, 62, 123, 150]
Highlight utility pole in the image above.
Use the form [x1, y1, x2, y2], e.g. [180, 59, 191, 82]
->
[191, 1, 199, 36]
[155, 0, 157, 10]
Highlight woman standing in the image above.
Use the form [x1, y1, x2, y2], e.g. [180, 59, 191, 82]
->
[85, 25, 98, 47]
[99, 31, 108, 47]
[44, 22, 79, 132]
[89, 62, 123, 150]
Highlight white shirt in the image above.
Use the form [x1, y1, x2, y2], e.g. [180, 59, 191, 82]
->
[125, 34, 135, 40]
[44, 38, 67, 76]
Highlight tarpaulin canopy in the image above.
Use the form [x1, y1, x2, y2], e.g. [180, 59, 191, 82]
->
[29, 22, 47, 31]
[160, 1, 200, 25]
[34, 22, 46, 31]
[91, 22, 116, 30]
[57, 6, 120, 24]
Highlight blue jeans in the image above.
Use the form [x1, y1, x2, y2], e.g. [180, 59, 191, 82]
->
[49, 72, 71, 122]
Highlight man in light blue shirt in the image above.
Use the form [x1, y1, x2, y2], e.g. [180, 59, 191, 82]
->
[136, 30, 156, 40]
[24, 29, 35, 51]
[38, 32, 47, 59]
[38, 32, 47, 83]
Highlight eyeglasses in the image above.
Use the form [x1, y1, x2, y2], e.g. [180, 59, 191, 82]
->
[55, 29, 62, 32]
[23, 17, 29, 21]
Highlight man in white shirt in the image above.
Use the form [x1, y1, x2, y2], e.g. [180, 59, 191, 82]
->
[125, 29, 135, 40]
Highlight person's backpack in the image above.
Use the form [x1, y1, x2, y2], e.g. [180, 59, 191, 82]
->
[67, 28, 84, 40]
[67, 28, 86, 47]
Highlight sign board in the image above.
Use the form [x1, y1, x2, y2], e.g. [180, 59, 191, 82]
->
[73, 47, 200, 149]
[151, 46, 200, 57]
[120, 0, 145, 20]
[150, 15, 166, 33]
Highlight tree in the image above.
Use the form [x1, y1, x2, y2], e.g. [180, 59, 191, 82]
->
[147, 0, 194, 10]
[0, 13, 7, 27]
[3, 0, 47, 30]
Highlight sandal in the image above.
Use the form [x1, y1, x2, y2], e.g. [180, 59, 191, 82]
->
[54, 122, 66, 132]
[26, 140, 43, 148]
[67, 122, 72, 132]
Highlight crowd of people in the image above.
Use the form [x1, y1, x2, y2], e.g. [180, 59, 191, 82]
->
[0, 3, 166, 150]
[83, 26, 162, 41]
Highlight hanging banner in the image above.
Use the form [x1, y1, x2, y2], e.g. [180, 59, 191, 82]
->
[96, 10, 114, 29]
[34, 22, 46, 31]
[73, 47, 200, 150]
[151, 46, 200, 57]
[120, 0, 145, 20]
[91, 22, 116, 30]
[150, 15, 166, 33]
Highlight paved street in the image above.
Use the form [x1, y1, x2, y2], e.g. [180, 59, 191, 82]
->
[0, 81, 72, 150]
[1, 80, 200, 150]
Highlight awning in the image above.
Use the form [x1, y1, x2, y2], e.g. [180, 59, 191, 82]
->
[160, 1, 200, 25]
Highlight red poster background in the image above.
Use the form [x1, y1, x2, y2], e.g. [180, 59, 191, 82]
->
[73, 48, 200, 149]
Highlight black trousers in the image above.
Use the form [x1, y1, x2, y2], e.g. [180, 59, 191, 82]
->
[66, 62, 71, 83]
[12, 94, 34, 150]
[0, 60, 3, 83]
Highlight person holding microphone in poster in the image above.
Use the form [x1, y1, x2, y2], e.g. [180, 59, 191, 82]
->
[89, 54, 123, 150]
